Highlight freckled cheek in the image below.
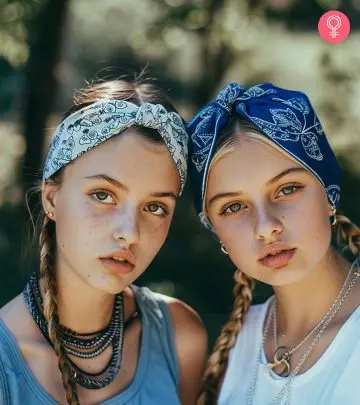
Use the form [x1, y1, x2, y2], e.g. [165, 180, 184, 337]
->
[142, 218, 171, 248]
[57, 199, 104, 246]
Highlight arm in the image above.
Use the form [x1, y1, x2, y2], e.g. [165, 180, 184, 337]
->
[167, 299, 208, 405]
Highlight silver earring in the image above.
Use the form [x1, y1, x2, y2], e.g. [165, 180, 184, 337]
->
[220, 242, 228, 255]
[45, 211, 54, 218]
[330, 207, 337, 226]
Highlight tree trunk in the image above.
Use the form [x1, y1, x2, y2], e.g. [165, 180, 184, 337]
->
[194, 0, 234, 107]
[21, 0, 69, 193]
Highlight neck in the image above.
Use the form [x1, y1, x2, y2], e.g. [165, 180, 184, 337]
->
[40, 262, 117, 334]
[272, 249, 352, 337]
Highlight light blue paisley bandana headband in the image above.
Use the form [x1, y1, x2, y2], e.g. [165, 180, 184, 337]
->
[187, 82, 340, 230]
[43, 100, 189, 194]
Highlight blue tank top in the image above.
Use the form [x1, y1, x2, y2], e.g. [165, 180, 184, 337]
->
[0, 285, 180, 404]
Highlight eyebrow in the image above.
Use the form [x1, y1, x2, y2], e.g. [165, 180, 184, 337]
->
[149, 191, 177, 201]
[84, 174, 177, 200]
[266, 167, 308, 185]
[207, 167, 307, 207]
[84, 174, 129, 192]
[208, 191, 243, 207]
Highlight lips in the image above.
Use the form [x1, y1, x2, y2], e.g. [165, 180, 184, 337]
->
[100, 250, 136, 275]
[100, 258, 135, 274]
[258, 245, 296, 269]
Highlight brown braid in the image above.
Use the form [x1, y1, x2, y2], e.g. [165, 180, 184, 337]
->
[31, 77, 185, 404]
[203, 269, 255, 405]
[39, 215, 80, 405]
[333, 213, 360, 258]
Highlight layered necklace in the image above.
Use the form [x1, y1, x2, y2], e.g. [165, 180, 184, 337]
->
[23, 272, 132, 389]
[246, 257, 360, 405]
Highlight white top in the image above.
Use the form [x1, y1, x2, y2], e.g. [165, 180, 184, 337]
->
[219, 296, 360, 405]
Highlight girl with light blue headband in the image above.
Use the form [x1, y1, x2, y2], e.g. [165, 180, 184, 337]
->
[0, 78, 207, 405]
[187, 83, 360, 405]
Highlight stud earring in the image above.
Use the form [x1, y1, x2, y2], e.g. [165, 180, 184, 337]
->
[45, 211, 54, 218]
[330, 206, 337, 226]
[220, 242, 228, 255]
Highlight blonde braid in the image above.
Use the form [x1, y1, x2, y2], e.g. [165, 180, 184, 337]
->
[333, 214, 360, 259]
[204, 269, 255, 405]
[39, 215, 80, 405]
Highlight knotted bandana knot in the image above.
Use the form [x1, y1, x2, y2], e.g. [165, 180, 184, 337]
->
[44, 99, 188, 194]
[187, 82, 340, 231]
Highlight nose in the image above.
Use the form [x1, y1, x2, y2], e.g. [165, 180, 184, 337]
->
[254, 205, 283, 243]
[112, 206, 140, 248]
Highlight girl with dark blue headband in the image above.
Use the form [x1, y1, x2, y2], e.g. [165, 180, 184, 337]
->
[0, 78, 207, 405]
[187, 83, 360, 405]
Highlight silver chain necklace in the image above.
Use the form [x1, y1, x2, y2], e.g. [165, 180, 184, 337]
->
[269, 259, 357, 376]
[246, 257, 360, 405]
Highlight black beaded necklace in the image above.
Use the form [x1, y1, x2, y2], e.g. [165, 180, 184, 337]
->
[23, 272, 128, 389]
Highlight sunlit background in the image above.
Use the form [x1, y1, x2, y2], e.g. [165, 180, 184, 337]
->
[1, 0, 360, 345]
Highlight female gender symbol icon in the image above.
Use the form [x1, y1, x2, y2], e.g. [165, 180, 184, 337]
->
[318, 10, 350, 44]
[327, 15, 342, 38]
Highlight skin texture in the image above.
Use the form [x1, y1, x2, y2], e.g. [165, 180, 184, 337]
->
[0, 129, 207, 405]
[206, 135, 333, 287]
[205, 132, 360, 375]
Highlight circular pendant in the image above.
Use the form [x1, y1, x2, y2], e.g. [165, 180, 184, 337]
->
[274, 346, 291, 377]
[267, 346, 291, 377]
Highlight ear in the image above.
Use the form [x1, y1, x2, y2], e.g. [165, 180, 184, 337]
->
[41, 181, 60, 221]
[328, 203, 335, 217]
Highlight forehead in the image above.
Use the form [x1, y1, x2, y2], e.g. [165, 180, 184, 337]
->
[62, 128, 180, 192]
[207, 136, 304, 192]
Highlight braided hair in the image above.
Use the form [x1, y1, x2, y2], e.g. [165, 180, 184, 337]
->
[201, 117, 360, 404]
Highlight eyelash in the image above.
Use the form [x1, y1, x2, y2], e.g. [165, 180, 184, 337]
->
[276, 183, 302, 198]
[220, 184, 303, 216]
[221, 202, 246, 216]
[145, 203, 169, 217]
[90, 189, 116, 204]
[89, 190, 169, 217]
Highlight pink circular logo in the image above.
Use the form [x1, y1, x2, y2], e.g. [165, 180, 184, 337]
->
[318, 11, 350, 44]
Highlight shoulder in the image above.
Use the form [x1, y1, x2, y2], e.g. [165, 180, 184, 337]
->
[133, 286, 207, 405]
[162, 295, 208, 405]
[162, 295, 208, 351]
[0, 293, 46, 365]
[0, 294, 38, 340]
[224, 298, 273, 365]
[243, 296, 273, 329]
[135, 286, 208, 353]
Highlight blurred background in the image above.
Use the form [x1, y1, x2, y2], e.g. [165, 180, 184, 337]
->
[1, 0, 360, 346]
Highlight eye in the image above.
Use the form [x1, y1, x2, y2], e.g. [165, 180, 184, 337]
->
[90, 190, 115, 204]
[145, 203, 168, 216]
[277, 184, 301, 198]
[222, 202, 246, 215]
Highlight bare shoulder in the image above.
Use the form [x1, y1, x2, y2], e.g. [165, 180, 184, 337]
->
[0, 294, 24, 324]
[0, 293, 40, 341]
[158, 294, 208, 405]
[160, 294, 207, 343]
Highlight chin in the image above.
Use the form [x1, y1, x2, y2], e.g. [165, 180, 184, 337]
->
[268, 267, 312, 287]
[87, 275, 129, 295]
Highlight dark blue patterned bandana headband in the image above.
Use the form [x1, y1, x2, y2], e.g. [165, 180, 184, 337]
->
[187, 82, 340, 230]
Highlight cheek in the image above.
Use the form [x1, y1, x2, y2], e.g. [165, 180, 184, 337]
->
[142, 216, 171, 243]
[283, 192, 331, 243]
[295, 208, 332, 254]
[55, 195, 101, 249]
[214, 219, 254, 263]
